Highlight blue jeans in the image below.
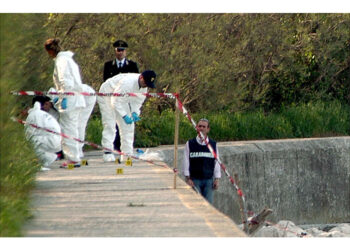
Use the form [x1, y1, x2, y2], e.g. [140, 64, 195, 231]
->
[192, 178, 214, 204]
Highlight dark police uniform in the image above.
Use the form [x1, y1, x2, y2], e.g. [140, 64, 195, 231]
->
[103, 59, 139, 82]
[103, 40, 139, 150]
[188, 138, 216, 179]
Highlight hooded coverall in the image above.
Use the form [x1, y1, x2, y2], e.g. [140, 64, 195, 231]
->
[52, 51, 86, 162]
[25, 102, 62, 167]
[78, 83, 96, 158]
[98, 73, 147, 158]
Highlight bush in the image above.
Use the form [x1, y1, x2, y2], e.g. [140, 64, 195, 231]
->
[281, 101, 350, 138]
[0, 82, 40, 236]
[84, 101, 349, 148]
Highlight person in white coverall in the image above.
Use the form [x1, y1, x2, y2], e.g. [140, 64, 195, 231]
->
[25, 101, 62, 171]
[78, 83, 96, 158]
[45, 38, 86, 167]
[48, 85, 96, 159]
[98, 70, 157, 162]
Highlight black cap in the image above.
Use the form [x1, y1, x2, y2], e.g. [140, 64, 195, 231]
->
[32, 95, 51, 106]
[141, 70, 156, 88]
[113, 40, 128, 48]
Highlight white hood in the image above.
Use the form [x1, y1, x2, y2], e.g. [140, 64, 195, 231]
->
[55, 50, 74, 59]
[53, 50, 86, 111]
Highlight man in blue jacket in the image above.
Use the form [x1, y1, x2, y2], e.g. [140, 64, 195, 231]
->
[183, 118, 221, 204]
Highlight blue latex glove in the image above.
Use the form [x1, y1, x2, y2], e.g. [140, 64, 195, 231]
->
[53, 97, 58, 104]
[136, 149, 144, 157]
[61, 98, 67, 110]
[131, 112, 141, 122]
[123, 115, 133, 125]
[136, 149, 144, 154]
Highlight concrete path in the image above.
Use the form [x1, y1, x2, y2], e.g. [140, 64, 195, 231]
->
[23, 151, 245, 237]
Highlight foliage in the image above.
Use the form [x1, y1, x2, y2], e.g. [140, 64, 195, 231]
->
[83, 101, 349, 148]
[0, 81, 39, 236]
[38, 13, 350, 114]
[4, 13, 349, 114]
[0, 14, 47, 236]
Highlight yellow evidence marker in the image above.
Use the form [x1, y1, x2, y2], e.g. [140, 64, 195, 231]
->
[116, 168, 124, 175]
[125, 157, 132, 166]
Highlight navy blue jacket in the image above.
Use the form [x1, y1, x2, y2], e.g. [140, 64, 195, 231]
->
[103, 59, 139, 82]
[188, 138, 216, 180]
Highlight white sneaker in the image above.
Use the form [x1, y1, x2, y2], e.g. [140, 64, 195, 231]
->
[103, 153, 115, 162]
[40, 167, 51, 171]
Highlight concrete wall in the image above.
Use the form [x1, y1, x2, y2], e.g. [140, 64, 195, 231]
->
[159, 137, 350, 225]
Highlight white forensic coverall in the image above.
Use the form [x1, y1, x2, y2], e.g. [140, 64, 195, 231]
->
[98, 73, 147, 158]
[25, 102, 62, 167]
[53, 51, 86, 162]
[78, 83, 96, 158]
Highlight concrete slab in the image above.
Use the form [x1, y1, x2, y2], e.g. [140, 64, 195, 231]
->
[22, 151, 245, 237]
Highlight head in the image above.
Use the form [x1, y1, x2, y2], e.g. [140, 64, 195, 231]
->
[44, 38, 61, 58]
[32, 96, 53, 112]
[113, 40, 128, 61]
[138, 70, 157, 89]
[197, 118, 210, 137]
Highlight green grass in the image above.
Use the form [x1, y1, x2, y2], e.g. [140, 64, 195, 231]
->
[85, 100, 349, 148]
[281, 102, 350, 137]
[0, 82, 40, 236]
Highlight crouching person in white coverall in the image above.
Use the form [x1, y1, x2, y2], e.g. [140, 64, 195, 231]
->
[98, 70, 157, 162]
[78, 83, 96, 158]
[45, 38, 86, 168]
[25, 99, 62, 171]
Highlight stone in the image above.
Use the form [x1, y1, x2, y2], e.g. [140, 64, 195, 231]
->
[254, 220, 307, 237]
[329, 223, 350, 234]
[305, 227, 324, 237]
[319, 231, 346, 237]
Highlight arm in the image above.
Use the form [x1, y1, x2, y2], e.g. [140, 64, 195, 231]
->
[103, 61, 110, 82]
[129, 77, 146, 115]
[213, 144, 221, 179]
[213, 144, 221, 189]
[129, 92, 146, 116]
[113, 81, 131, 118]
[132, 61, 139, 73]
[54, 57, 75, 91]
[127, 60, 139, 73]
[183, 141, 194, 187]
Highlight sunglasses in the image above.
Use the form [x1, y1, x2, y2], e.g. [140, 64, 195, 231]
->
[116, 48, 126, 52]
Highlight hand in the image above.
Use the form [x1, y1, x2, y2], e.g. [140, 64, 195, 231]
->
[61, 98, 67, 109]
[131, 112, 141, 122]
[123, 115, 133, 125]
[213, 178, 219, 190]
[186, 177, 194, 187]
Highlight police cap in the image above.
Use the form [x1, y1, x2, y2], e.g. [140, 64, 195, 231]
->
[113, 40, 128, 48]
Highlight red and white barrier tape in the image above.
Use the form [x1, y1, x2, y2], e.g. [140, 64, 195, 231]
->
[11, 90, 176, 99]
[11, 117, 169, 169]
[14, 90, 249, 223]
[174, 95, 248, 219]
[175, 96, 243, 193]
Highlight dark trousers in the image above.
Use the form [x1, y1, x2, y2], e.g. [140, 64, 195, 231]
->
[192, 178, 214, 204]
[113, 124, 121, 151]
